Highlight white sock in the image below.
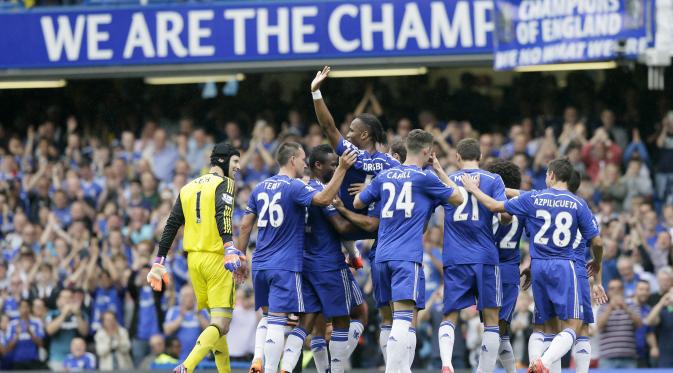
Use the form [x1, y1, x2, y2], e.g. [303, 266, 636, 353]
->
[253, 316, 268, 361]
[330, 328, 349, 373]
[551, 358, 561, 373]
[477, 325, 500, 373]
[498, 336, 516, 373]
[541, 328, 576, 368]
[527, 331, 546, 363]
[310, 337, 329, 373]
[379, 324, 392, 364]
[264, 316, 288, 373]
[407, 327, 417, 368]
[573, 336, 591, 373]
[280, 327, 308, 372]
[385, 311, 413, 373]
[346, 320, 364, 357]
[438, 320, 456, 370]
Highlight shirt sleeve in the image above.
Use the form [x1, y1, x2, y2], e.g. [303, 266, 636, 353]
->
[335, 137, 369, 172]
[358, 176, 381, 206]
[491, 175, 507, 202]
[157, 196, 185, 257]
[291, 180, 319, 207]
[577, 203, 599, 241]
[322, 204, 338, 218]
[165, 307, 177, 323]
[424, 172, 454, 201]
[504, 191, 534, 218]
[245, 188, 258, 215]
[214, 178, 235, 244]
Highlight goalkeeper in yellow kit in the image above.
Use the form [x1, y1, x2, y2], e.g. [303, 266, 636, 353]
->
[147, 142, 247, 373]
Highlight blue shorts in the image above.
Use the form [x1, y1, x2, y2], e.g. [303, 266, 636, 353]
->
[578, 275, 593, 324]
[253, 270, 305, 313]
[302, 268, 357, 318]
[376, 260, 425, 309]
[370, 261, 387, 308]
[499, 263, 520, 323]
[531, 259, 583, 324]
[443, 264, 502, 314]
[351, 274, 365, 307]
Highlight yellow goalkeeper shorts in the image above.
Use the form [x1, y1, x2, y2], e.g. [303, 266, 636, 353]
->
[187, 252, 235, 316]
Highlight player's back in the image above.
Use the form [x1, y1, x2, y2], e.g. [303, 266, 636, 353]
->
[370, 165, 451, 264]
[443, 169, 506, 266]
[493, 215, 526, 265]
[507, 188, 598, 260]
[180, 173, 233, 253]
[304, 179, 346, 271]
[247, 174, 316, 272]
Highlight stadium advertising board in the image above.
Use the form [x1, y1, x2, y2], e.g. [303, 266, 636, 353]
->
[0, 0, 494, 69]
[493, 0, 653, 70]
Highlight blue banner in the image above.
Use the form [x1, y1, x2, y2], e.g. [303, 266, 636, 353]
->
[0, 0, 495, 69]
[493, 0, 653, 70]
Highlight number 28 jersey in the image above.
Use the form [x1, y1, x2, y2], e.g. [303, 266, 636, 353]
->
[246, 175, 317, 272]
[358, 165, 454, 264]
[504, 188, 598, 260]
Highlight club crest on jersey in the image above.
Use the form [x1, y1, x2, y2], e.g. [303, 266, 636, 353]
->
[222, 194, 233, 205]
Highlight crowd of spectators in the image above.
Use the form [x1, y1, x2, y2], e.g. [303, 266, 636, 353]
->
[0, 68, 673, 371]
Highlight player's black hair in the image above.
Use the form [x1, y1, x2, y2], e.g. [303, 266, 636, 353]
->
[483, 159, 521, 189]
[390, 139, 407, 163]
[276, 142, 303, 166]
[210, 142, 240, 179]
[568, 169, 581, 194]
[406, 129, 434, 154]
[355, 113, 386, 145]
[456, 138, 481, 161]
[547, 157, 574, 183]
[308, 144, 334, 170]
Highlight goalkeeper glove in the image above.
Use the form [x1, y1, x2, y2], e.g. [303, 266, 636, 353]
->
[147, 257, 170, 291]
[224, 243, 246, 272]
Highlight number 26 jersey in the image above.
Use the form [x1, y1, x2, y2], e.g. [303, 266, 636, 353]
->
[246, 175, 317, 272]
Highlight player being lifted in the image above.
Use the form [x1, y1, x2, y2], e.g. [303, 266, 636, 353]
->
[461, 158, 603, 373]
[237, 142, 357, 373]
[437, 138, 509, 373]
[147, 143, 246, 373]
[354, 130, 463, 373]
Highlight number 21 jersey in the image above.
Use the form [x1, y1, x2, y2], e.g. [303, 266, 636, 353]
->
[246, 175, 317, 272]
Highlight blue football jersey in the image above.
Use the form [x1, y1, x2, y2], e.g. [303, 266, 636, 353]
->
[304, 179, 347, 272]
[335, 137, 400, 213]
[504, 188, 599, 260]
[572, 215, 599, 277]
[246, 175, 318, 272]
[359, 165, 454, 264]
[493, 215, 526, 265]
[442, 169, 507, 266]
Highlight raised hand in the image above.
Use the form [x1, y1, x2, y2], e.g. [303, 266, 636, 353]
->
[311, 66, 331, 92]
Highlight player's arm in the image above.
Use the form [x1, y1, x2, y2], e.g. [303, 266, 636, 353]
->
[311, 66, 341, 149]
[460, 175, 506, 213]
[148, 196, 185, 291]
[334, 199, 379, 232]
[237, 213, 257, 255]
[215, 179, 247, 273]
[312, 149, 357, 206]
[505, 188, 521, 198]
[430, 153, 462, 206]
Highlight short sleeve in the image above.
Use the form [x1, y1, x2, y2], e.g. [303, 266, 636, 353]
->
[423, 172, 454, 201]
[504, 191, 534, 217]
[322, 204, 338, 218]
[577, 203, 599, 241]
[358, 176, 381, 206]
[165, 307, 178, 323]
[491, 175, 507, 202]
[291, 180, 319, 207]
[245, 189, 258, 215]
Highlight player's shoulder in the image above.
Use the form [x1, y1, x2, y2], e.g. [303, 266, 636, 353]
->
[308, 178, 325, 191]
